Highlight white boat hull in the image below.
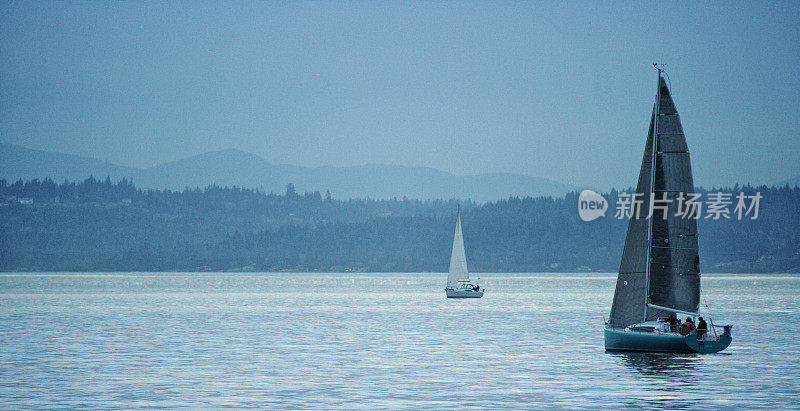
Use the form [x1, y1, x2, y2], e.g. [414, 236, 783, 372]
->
[446, 289, 484, 298]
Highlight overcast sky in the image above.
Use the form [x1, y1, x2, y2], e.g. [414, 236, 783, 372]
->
[1, 1, 798, 189]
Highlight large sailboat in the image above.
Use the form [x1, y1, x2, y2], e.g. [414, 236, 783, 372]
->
[445, 208, 483, 298]
[604, 66, 732, 353]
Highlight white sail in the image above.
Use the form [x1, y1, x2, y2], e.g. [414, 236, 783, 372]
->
[446, 213, 469, 288]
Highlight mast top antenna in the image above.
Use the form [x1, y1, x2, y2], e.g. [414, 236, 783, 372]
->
[653, 63, 672, 89]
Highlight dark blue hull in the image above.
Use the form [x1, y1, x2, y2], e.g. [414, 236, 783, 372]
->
[604, 328, 694, 353]
[605, 328, 731, 353]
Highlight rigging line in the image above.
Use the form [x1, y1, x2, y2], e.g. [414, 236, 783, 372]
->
[700, 295, 714, 322]
[657, 63, 673, 92]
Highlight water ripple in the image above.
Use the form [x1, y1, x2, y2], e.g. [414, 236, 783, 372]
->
[0, 273, 798, 408]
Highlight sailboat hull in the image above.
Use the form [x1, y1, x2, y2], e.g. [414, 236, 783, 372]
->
[604, 328, 694, 353]
[604, 328, 732, 353]
[446, 289, 484, 298]
[685, 333, 732, 354]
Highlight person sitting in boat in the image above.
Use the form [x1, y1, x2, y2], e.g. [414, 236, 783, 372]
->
[696, 317, 708, 340]
[679, 317, 696, 335]
[667, 313, 679, 333]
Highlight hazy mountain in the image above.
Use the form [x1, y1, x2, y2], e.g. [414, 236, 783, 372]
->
[0, 143, 139, 183]
[0, 143, 575, 201]
[136, 149, 305, 193]
[777, 175, 800, 188]
[305, 165, 574, 200]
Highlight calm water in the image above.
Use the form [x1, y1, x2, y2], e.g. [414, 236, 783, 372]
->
[1, 272, 798, 409]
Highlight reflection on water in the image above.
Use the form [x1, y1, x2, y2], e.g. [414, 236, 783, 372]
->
[611, 352, 702, 409]
[613, 352, 698, 378]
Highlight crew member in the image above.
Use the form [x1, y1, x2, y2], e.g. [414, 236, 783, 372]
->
[696, 317, 708, 340]
[668, 313, 679, 333]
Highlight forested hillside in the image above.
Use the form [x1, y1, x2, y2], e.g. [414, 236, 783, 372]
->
[1, 177, 798, 272]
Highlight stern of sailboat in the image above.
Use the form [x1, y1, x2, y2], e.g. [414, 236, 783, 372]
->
[684, 324, 733, 353]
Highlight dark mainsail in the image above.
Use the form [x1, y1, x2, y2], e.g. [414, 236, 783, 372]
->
[609, 76, 700, 328]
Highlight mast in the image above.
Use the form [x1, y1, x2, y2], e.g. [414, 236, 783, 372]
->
[643, 64, 662, 322]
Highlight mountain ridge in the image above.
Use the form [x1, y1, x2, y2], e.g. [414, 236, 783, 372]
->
[0, 143, 575, 202]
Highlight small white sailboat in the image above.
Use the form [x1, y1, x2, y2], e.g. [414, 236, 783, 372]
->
[445, 208, 483, 298]
[604, 65, 732, 353]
